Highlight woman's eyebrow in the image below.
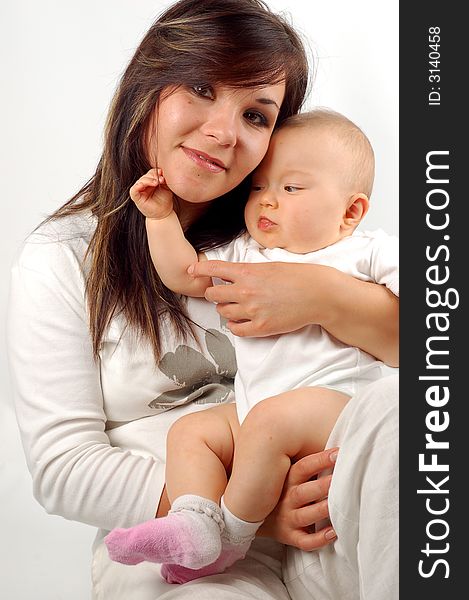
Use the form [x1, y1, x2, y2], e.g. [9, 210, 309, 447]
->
[255, 97, 280, 111]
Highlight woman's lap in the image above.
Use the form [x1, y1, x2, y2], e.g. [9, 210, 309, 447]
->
[284, 374, 399, 600]
[92, 375, 398, 599]
[92, 535, 290, 600]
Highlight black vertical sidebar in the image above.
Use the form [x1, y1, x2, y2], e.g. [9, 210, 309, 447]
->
[400, 1, 466, 596]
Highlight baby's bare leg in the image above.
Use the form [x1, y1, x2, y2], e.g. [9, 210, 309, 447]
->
[105, 404, 239, 571]
[224, 387, 349, 523]
[165, 403, 239, 503]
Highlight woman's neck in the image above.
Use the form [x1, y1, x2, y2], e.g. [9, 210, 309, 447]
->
[175, 197, 213, 231]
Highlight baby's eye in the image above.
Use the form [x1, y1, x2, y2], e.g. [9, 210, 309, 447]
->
[251, 184, 263, 191]
[284, 185, 301, 193]
[244, 111, 268, 127]
[191, 84, 215, 99]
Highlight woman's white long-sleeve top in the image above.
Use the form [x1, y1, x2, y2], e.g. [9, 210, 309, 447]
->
[7, 213, 236, 531]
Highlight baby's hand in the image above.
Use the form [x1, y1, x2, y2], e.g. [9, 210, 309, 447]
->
[130, 168, 174, 220]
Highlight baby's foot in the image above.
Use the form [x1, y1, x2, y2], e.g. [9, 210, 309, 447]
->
[105, 496, 223, 569]
[161, 540, 251, 584]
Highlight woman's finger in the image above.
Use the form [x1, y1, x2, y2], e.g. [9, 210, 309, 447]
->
[205, 283, 244, 304]
[216, 303, 248, 320]
[189, 260, 242, 282]
[291, 498, 330, 529]
[227, 320, 256, 337]
[287, 449, 339, 487]
[214, 303, 267, 337]
[290, 475, 332, 508]
[292, 527, 337, 552]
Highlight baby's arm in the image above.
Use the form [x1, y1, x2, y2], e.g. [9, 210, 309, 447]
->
[130, 169, 211, 296]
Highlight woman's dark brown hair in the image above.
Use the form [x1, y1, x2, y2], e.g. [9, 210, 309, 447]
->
[49, 0, 309, 360]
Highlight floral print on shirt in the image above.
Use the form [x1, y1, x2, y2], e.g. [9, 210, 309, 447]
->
[149, 326, 236, 410]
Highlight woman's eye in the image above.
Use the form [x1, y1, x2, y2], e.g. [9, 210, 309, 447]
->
[244, 111, 268, 127]
[191, 84, 214, 99]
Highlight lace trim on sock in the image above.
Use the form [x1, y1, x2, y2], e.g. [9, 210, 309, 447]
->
[221, 530, 256, 545]
[170, 504, 225, 533]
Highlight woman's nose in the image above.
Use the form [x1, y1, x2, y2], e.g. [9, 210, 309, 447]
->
[200, 105, 238, 147]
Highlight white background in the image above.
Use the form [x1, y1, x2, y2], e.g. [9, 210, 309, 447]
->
[1, 1, 398, 597]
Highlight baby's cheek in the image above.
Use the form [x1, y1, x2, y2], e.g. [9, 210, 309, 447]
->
[244, 201, 257, 227]
[293, 213, 316, 238]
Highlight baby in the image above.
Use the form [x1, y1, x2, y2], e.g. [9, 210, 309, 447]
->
[105, 109, 399, 583]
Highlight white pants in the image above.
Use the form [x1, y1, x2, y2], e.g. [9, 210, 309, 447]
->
[92, 375, 398, 600]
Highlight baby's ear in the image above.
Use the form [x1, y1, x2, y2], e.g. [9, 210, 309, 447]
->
[342, 193, 369, 231]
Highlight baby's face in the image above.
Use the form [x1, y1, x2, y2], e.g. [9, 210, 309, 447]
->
[244, 125, 351, 253]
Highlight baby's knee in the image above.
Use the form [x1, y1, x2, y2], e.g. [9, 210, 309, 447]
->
[167, 412, 205, 448]
[241, 395, 287, 436]
[167, 406, 236, 454]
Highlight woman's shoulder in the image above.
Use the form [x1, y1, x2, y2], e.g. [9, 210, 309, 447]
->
[14, 211, 96, 276]
[28, 210, 96, 246]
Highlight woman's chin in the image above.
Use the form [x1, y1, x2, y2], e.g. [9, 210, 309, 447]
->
[165, 168, 237, 205]
[171, 183, 227, 205]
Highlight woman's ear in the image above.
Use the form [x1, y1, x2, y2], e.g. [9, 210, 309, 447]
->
[341, 193, 369, 232]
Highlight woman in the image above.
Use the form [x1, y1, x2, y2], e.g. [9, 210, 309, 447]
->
[8, 0, 398, 598]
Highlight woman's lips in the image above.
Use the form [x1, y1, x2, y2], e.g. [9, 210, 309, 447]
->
[258, 216, 277, 231]
[182, 147, 226, 173]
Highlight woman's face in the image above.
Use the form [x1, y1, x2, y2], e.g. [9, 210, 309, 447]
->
[148, 82, 285, 204]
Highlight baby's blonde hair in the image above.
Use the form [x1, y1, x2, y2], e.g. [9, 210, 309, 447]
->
[279, 108, 375, 198]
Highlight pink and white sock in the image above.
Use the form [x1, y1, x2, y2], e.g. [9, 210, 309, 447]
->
[105, 495, 224, 569]
[161, 496, 263, 584]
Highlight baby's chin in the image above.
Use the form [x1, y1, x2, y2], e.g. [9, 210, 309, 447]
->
[249, 232, 332, 254]
[247, 223, 328, 254]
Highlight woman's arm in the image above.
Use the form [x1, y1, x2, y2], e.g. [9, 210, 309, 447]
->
[8, 233, 165, 530]
[188, 261, 399, 366]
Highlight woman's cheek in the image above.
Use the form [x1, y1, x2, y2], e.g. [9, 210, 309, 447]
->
[245, 135, 271, 173]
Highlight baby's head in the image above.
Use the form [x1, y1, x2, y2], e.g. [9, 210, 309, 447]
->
[244, 108, 375, 253]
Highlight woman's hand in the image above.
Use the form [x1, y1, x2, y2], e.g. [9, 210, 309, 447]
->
[130, 168, 174, 220]
[188, 260, 328, 337]
[258, 448, 338, 550]
[188, 260, 399, 366]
